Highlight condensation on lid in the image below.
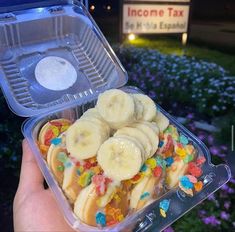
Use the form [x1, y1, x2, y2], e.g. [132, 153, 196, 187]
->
[35, 56, 77, 91]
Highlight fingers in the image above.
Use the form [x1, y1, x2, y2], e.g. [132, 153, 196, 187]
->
[18, 139, 44, 192]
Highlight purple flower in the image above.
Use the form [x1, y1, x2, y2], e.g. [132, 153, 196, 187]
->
[221, 184, 235, 194]
[198, 210, 206, 217]
[163, 226, 174, 232]
[149, 75, 155, 82]
[186, 113, 194, 120]
[172, 102, 177, 107]
[220, 211, 230, 220]
[198, 134, 206, 140]
[221, 184, 229, 191]
[220, 145, 228, 151]
[148, 90, 156, 99]
[224, 201, 231, 210]
[146, 70, 150, 76]
[207, 194, 215, 201]
[229, 178, 235, 184]
[189, 123, 196, 131]
[207, 135, 214, 145]
[218, 153, 226, 158]
[140, 83, 146, 89]
[228, 187, 235, 194]
[210, 146, 219, 155]
[202, 216, 221, 226]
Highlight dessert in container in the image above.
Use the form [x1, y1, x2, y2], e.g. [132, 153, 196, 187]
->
[0, 1, 231, 231]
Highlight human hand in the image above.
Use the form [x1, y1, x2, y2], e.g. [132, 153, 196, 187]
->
[14, 139, 76, 232]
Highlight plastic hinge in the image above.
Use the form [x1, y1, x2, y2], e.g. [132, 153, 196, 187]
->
[48, 6, 64, 14]
[0, 13, 16, 22]
[134, 211, 156, 232]
[203, 172, 215, 185]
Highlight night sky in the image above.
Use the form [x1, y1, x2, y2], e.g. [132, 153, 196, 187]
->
[0, 0, 234, 20]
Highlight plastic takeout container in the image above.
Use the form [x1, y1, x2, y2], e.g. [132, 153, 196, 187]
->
[0, 0, 127, 117]
[0, 1, 231, 232]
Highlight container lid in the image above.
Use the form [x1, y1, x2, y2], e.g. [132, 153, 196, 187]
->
[0, 0, 128, 117]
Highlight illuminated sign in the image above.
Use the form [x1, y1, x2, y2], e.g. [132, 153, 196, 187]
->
[122, 1, 191, 34]
[127, 0, 190, 2]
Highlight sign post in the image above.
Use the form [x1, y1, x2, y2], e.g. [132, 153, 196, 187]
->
[120, 0, 191, 44]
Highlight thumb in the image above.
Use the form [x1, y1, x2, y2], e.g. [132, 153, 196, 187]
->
[18, 139, 44, 192]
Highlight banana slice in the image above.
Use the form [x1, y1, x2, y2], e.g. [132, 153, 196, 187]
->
[82, 108, 100, 118]
[132, 94, 156, 121]
[66, 120, 107, 160]
[152, 111, 169, 132]
[62, 162, 82, 203]
[78, 119, 110, 149]
[47, 133, 67, 185]
[96, 89, 135, 129]
[130, 175, 164, 210]
[131, 122, 159, 158]
[114, 127, 152, 160]
[81, 108, 114, 136]
[114, 134, 146, 162]
[131, 95, 144, 120]
[97, 137, 143, 181]
[82, 108, 109, 125]
[140, 121, 160, 135]
[80, 114, 110, 137]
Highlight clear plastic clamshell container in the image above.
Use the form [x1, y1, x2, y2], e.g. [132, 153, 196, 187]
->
[0, 1, 231, 232]
[0, 0, 127, 117]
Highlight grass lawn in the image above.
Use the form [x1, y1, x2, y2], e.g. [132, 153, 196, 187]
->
[125, 37, 235, 75]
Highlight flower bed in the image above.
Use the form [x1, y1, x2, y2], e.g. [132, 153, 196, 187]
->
[114, 46, 235, 231]
[115, 46, 235, 117]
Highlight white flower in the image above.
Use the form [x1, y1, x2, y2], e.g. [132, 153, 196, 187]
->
[212, 105, 219, 110]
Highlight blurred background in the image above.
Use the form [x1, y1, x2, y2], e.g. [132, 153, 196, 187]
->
[0, 0, 234, 231]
